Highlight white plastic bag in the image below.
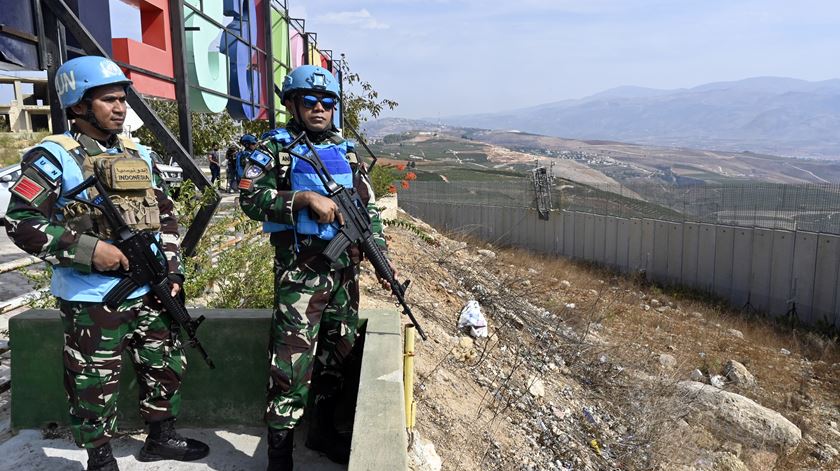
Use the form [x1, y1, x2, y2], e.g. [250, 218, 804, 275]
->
[458, 300, 488, 338]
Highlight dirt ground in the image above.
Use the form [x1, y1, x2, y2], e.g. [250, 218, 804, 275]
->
[361, 209, 840, 470]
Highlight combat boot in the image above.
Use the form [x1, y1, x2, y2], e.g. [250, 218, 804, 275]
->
[267, 427, 294, 471]
[86, 442, 119, 471]
[137, 418, 210, 462]
[305, 396, 351, 464]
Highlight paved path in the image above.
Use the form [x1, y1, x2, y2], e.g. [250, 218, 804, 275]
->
[0, 427, 344, 471]
[0, 231, 36, 302]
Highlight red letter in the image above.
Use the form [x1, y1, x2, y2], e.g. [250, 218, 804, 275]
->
[112, 0, 175, 99]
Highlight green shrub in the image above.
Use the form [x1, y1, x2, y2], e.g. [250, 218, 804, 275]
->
[175, 181, 274, 308]
[369, 164, 399, 198]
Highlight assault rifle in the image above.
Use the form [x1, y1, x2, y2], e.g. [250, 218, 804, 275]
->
[279, 133, 428, 340]
[65, 176, 215, 368]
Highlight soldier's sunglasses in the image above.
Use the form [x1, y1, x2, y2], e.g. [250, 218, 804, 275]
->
[301, 95, 337, 110]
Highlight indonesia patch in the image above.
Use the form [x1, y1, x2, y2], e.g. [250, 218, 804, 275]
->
[11, 175, 46, 203]
[245, 165, 263, 179]
[239, 178, 253, 190]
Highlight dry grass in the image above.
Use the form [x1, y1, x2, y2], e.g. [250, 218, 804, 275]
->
[490, 245, 840, 469]
[0, 132, 48, 167]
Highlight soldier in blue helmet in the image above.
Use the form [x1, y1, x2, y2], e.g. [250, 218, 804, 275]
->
[236, 134, 258, 184]
[225, 144, 240, 192]
[239, 65, 391, 470]
[2, 56, 209, 470]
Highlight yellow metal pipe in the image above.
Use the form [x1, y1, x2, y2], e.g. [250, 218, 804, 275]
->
[403, 324, 416, 429]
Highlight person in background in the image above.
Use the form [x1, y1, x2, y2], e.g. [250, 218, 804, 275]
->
[225, 144, 239, 193]
[239, 65, 390, 471]
[2, 56, 208, 471]
[208, 146, 220, 186]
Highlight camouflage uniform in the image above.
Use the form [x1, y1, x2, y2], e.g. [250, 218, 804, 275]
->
[3, 131, 186, 449]
[239, 120, 387, 431]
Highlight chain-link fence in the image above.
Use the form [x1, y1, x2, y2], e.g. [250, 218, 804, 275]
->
[400, 180, 840, 235]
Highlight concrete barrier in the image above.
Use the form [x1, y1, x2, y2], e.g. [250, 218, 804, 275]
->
[682, 223, 699, 286]
[642, 220, 655, 275]
[813, 234, 840, 325]
[593, 215, 607, 264]
[666, 222, 684, 285]
[792, 232, 818, 322]
[731, 228, 754, 307]
[400, 200, 839, 328]
[616, 218, 630, 271]
[628, 220, 643, 271]
[563, 211, 575, 257]
[348, 309, 408, 471]
[574, 212, 586, 259]
[604, 216, 618, 268]
[541, 215, 555, 254]
[769, 231, 796, 317]
[696, 224, 717, 292]
[713, 227, 735, 299]
[11, 308, 408, 469]
[650, 221, 669, 283]
[750, 229, 774, 312]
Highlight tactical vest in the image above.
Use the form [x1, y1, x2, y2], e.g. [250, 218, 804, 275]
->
[258, 129, 354, 240]
[236, 150, 251, 179]
[45, 133, 160, 240]
[35, 132, 159, 302]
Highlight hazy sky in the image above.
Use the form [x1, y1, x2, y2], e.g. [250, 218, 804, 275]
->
[288, 0, 840, 119]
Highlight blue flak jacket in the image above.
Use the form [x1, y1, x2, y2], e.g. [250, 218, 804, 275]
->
[41, 133, 159, 302]
[260, 130, 353, 240]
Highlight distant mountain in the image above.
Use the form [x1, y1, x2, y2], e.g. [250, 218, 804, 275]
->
[437, 77, 840, 159]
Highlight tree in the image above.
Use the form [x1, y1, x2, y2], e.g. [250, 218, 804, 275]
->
[134, 98, 242, 157]
[241, 119, 271, 139]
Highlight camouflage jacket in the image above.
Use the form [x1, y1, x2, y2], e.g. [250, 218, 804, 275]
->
[2, 131, 183, 278]
[238, 120, 387, 271]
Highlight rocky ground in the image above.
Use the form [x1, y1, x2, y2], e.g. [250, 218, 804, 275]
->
[360, 208, 840, 471]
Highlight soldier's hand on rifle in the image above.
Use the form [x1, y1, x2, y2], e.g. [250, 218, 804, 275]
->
[299, 191, 345, 226]
[171, 283, 181, 297]
[377, 262, 398, 291]
[92, 241, 130, 272]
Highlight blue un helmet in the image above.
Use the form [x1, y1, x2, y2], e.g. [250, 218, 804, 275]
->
[280, 65, 340, 102]
[239, 134, 258, 146]
[55, 56, 132, 109]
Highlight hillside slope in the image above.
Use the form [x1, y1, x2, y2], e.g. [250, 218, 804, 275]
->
[363, 206, 840, 470]
[364, 121, 840, 184]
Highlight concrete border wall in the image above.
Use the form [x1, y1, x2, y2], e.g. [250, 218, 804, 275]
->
[401, 201, 838, 328]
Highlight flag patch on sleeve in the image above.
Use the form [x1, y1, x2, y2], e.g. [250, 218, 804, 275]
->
[245, 165, 263, 179]
[11, 176, 46, 203]
[238, 178, 252, 190]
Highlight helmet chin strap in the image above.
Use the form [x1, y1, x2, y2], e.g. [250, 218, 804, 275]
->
[81, 99, 120, 138]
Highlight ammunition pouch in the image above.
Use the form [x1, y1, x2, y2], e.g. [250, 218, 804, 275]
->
[62, 150, 161, 239]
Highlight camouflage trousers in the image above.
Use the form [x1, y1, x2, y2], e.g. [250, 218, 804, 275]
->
[265, 259, 359, 430]
[59, 294, 186, 448]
